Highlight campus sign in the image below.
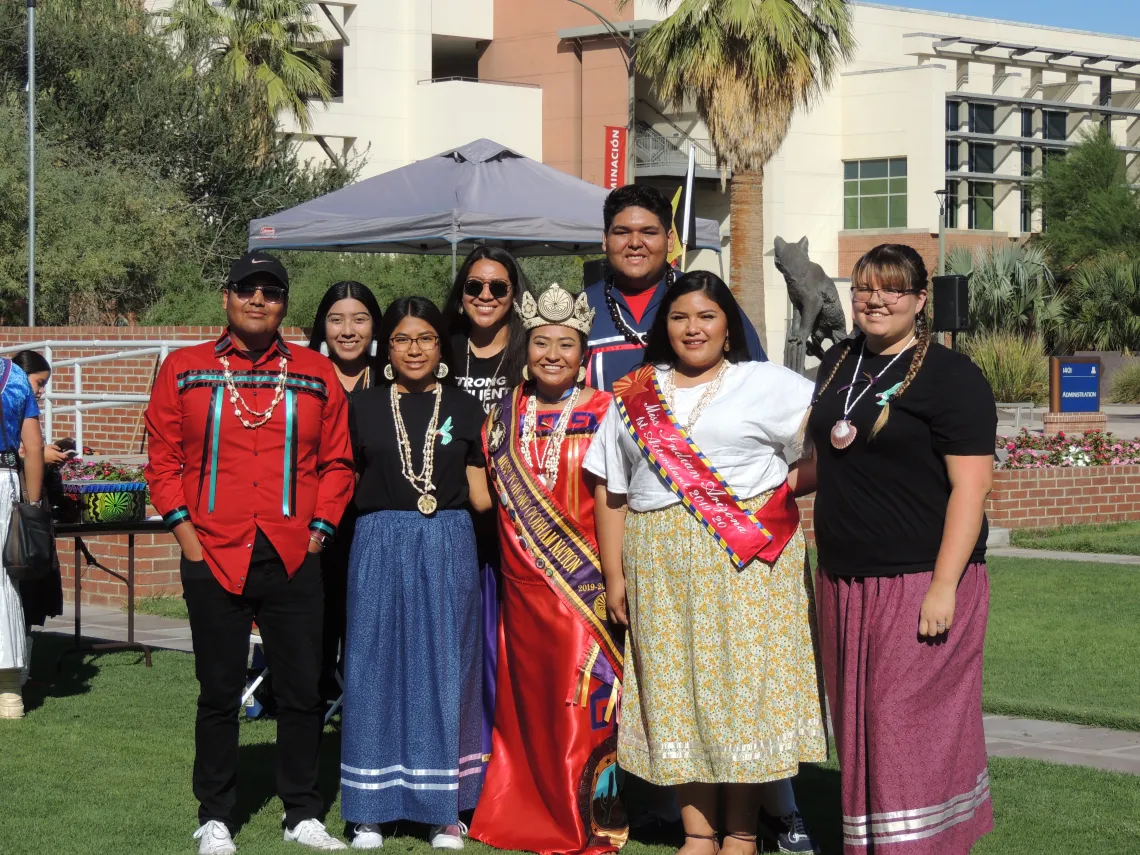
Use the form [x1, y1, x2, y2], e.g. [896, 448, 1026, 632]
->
[1049, 357, 1101, 414]
[603, 126, 627, 189]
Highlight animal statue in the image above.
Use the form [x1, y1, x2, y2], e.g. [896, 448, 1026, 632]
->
[774, 236, 848, 376]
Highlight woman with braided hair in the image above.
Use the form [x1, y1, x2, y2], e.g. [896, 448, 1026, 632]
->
[805, 244, 997, 854]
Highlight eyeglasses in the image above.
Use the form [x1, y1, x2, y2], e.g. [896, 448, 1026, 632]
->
[389, 334, 441, 352]
[850, 285, 919, 305]
[463, 279, 511, 299]
[229, 283, 287, 304]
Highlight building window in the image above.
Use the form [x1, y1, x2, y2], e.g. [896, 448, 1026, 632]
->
[968, 182, 994, 230]
[969, 143, 995, 174]
[329, 55, 345, 99]
[1021, 146, 1033, 177]
[843, 158, 907, 229]
[946, 141, 959, 173]
[1021, 108, 1034, 138]
[1043, 110, 1067, 141]
[946, 100, 960, 132]
[969, 102, 996, 135]
[1021, 190, 1033, 233]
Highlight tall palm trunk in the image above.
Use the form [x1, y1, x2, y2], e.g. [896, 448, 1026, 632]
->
[729, 168, 767, 354]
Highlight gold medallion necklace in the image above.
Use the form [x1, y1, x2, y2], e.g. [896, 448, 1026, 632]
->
[390, 382, 443, 515]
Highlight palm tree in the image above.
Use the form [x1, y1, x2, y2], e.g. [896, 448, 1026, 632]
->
[159, 0, 332, 134]
[1060, 256, 1140, 353]
[623, 0, 855, 348]
[947, 243, 1064, 338]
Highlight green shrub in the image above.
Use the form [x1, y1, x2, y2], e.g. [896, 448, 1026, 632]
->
[961, 331, 1049, 404]
[1110, 362, 1140, 403]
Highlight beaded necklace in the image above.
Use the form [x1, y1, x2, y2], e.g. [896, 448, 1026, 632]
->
[603, 268, 675, 346]
[390, 382, 443, 515]
[658, 360, 730, 431]
[522, 385, 581, 489]
[219, 355, 289, 429]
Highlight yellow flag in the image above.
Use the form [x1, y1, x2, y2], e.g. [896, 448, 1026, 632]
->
[667, 185, 683, 266]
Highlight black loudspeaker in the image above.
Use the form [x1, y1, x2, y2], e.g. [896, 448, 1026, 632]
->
[583, 259, 610, 288]
[931, 274, 970, 332]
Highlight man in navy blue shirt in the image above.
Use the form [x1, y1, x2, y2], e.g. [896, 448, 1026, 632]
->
[583, 185, 766, 392]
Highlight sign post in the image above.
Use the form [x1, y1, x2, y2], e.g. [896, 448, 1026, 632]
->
[1049, 357, 1101, 414]
[603, 126, 628, 190]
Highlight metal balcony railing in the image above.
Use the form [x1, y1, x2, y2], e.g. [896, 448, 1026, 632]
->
[634, 128, 719, 172]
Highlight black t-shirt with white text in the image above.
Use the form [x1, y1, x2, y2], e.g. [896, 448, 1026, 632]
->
[807, 340, 997, 576]
[453, 335, 510, 415]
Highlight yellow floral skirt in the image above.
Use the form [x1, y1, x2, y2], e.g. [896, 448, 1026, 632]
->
[618, 493, 828, 785]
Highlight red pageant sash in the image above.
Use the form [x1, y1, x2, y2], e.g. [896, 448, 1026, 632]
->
[613, 365, 800, 569]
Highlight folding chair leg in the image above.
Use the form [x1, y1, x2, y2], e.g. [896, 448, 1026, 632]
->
[324, 670, 345, 724]
[241, 667, 269, 707]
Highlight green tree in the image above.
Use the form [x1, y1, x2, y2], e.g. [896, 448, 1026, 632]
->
[947, 243, 1064, 337]
[1059, 257, 1140, 353]
[1036, 126, 1140, 271]
[159, 0, 332, 134]
[623, 0, 855, 347]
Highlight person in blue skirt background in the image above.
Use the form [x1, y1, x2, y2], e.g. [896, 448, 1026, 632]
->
[340, 296, 493, 851]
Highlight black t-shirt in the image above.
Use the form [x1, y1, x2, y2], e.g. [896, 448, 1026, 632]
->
[808, 340, 997, 576]
[453, 335, 510, 415]
[351, 384, 486, 513]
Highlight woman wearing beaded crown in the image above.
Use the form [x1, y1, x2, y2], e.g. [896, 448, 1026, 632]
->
[469, 284, 627, 855]
[340, 296, 493, 851]
[805, 244, 996, 854]
[584, 271, 826, 855]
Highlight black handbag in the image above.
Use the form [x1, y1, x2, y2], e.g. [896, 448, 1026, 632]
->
[0, 361, 55, 582]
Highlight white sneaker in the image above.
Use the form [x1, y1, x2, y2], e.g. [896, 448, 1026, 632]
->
[284, 819, 348, 850]
[351, 823, 384, 849]
[193, 820, 237, 855]
[429, 822, 467, 850]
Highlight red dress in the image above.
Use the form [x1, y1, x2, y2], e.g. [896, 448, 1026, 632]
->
[471, 388, 627, 855]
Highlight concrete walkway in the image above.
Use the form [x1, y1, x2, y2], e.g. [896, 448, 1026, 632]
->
[988, 545, 1140, 565]
[36, 604, 1140, 776]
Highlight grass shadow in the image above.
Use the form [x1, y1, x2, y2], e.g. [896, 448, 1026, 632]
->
[21, 631, 100, 714]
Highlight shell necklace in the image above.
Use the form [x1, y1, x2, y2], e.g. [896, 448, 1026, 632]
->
[658, 360, 730, 431]
[522, 385, 581, 489]
[831, 336, 916, 449]
[220, 355, 289, 429]
[390, 382, 443, 515]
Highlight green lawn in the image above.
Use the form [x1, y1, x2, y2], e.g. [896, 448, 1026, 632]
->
[1010, 521, 1140, 555]
[984, 557, 1140, 730]
[131, 593, 190, 621]
[4, 636, 1140, 855]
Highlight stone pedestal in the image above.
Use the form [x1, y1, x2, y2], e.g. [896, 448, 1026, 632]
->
[1042, 411, 1108, 436]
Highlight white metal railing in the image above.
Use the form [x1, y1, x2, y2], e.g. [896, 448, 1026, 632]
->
[0, 339, 209, 454]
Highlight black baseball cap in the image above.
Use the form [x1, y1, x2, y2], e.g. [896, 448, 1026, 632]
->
[227, 251, 289, 290]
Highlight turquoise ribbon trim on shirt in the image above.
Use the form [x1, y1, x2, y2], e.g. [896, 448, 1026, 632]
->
[208, 387, 224, 513]
[282, 389, 296, 517]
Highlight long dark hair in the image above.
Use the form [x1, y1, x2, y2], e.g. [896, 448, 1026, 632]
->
[377, 296, 456, 385]
[642, 271, 752, 367]
[442, 246, 535, 385]
[307, 281, 385, 376]
[12, 350, 51, 378]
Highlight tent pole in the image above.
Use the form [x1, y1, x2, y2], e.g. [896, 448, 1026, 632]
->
[451, 242, 457, 280]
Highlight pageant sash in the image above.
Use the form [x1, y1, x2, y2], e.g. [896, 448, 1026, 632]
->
[487, 390, 623, 686]
[613, 365, 799, 569]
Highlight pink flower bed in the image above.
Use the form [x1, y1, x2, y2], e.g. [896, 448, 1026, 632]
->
[998, 429, 1140, 469]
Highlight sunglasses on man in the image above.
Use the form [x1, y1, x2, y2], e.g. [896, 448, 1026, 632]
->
[229, 282, 287, 304]
[463, 278, 511, 299]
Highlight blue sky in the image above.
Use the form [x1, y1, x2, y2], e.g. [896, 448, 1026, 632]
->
[870, 0, 1140, 39]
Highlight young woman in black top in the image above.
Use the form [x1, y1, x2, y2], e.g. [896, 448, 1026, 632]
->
[308, 282, 385, 703]
[442, 246, 536, 765]
[340, 297, 492, 851]
[805, 244, 997, 855]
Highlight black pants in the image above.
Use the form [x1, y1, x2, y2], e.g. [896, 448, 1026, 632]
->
[181, 551, 325, 830]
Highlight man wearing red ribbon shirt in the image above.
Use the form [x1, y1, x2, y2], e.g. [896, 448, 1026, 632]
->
[145, 251, 354, 854]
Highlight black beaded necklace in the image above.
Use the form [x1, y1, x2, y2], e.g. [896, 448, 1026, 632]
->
[604, 268, 675, 346]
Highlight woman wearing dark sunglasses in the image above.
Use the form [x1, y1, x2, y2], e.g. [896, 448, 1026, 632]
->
[442, 247, 536, 772]
[443, 247, 536, 416]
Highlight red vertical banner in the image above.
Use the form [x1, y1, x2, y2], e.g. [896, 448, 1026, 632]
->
[603, 125, 628, 189]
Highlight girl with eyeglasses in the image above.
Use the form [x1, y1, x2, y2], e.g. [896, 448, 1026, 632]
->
[340, 297, 493, 851]
[805, 244, 997, 854]
[442, 247, 537, 769]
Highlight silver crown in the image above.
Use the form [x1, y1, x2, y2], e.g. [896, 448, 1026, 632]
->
[517, 283, 595, 335]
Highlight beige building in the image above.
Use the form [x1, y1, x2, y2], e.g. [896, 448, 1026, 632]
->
[160, 2, 1140, 362]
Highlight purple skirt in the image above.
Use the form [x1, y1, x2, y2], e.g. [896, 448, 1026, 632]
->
[480, 560, 498, 760]
[816, 564, 994, 854]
